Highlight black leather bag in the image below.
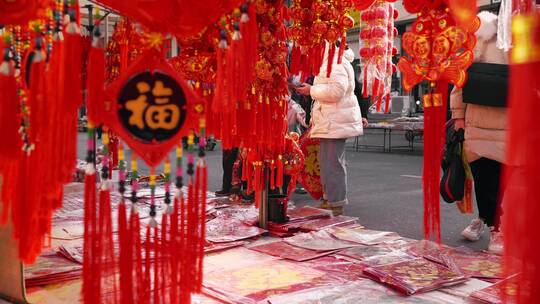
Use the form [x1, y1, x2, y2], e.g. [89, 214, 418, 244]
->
[440, 121, 466, 203]
[462, 63, 508, 107]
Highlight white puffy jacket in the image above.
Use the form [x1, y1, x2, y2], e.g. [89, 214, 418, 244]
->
[310, 46, 363, 139]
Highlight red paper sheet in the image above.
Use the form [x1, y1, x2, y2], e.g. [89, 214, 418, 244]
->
[264, 278, 460, 304]
[287, 206, 331, 222]
[206, 218, 265, 243]
[357, 251, 417, 268]
[204, 259, 327, 303]
[303, 256, 367, 282]
[299, 215, 358, 231]
[248, 241, 337, 262]
[442, 247, 505, 280]
[329, 227, 401, 245]
[283, 230, 359, 251]
[25, 252, 83, 287]
[205, 241, 248, 254]
[363, 258, 467, 295]
[336, 244, 395, 261]
[469, 275, 518, 304]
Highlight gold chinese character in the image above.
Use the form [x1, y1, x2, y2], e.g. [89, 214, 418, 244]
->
[125, 80, 180, 130]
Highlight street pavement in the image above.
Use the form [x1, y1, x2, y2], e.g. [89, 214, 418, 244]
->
[77, 131, 490, 251]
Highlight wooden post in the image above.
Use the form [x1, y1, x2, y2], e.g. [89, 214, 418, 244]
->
[0, 196, 28, 304]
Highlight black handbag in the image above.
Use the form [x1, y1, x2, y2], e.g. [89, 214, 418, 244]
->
[440, 121, 466, 203]
[462, 62, 508, 107]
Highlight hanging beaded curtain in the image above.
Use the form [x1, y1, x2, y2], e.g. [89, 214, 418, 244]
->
[0, 0, 85, 264]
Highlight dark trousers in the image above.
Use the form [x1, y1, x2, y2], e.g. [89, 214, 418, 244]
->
[470, 158, 503, 228]
[222, 148, 239, 191]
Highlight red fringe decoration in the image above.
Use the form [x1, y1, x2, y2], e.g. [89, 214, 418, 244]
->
[503, 13, 540, 302]
[86, 42, 106, 124]
[82, 172, 98, 304]
[326, 43, 336, 78]
[337, 36, 346, 64]
[63, 28, 83, 112]
[384, 93, 391, 113]
[117, 202, 133, 304]
[0, 60, 20, 162]
[290, 45, 302, 75]
[422, 82, 448, 243]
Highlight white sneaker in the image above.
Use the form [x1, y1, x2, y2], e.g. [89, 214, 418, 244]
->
[461, 218, 486, 241]
[488, 229, 504, 255]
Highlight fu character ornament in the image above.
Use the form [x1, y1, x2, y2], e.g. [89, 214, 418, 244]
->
[103, 48, 201, 166]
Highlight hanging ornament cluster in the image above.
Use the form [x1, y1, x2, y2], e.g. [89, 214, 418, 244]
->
[397, 0, 479, 242]
[91, 0, 244, 38]
[0, 0, 48, 25]
[0, 0, 85, 263]
[288, 0, 356, 77]
[104, 19, 145, 84]
[358, 0, 399, 113]
[236, 0, 290, 205]
[84, 18, 209, 303]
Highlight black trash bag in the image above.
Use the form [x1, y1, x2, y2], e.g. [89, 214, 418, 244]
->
[440, 120, 466, 203]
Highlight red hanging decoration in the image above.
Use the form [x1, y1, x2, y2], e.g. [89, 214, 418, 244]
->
[102, 47, 201, 166]
[398, 0, 479, 242]
[288, 0, 355, 76]
[0, 41, 21, 163]
[93, 0, 243, 38]
[359, 0, 398, 113]
[502, 11, 540, 304]
[0, 0, 46, 25]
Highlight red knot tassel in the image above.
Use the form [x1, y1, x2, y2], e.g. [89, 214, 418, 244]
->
[117, 202, 133, 304]
[0, 56, 20, 162]
[86, 39, 106, 125]
[422, 82, 448, 243]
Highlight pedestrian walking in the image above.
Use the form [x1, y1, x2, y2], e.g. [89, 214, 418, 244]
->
[295, 42, 366, 215]
[451, 11, 508, 254]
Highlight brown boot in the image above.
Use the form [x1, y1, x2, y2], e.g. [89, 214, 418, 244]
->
[316, 200, 331, 210]
[330, 206, 344, 216]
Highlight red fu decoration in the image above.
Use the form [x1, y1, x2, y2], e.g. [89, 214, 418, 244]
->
[103, 49, 201, 167]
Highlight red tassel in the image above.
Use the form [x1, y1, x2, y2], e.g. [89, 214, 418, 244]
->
[290, 46, 302, 75]
[152, 225, 160, 304]
[337, 36, 346, 64]
[144, 225, 151, 302]
[86, 41, 106, 124]
[169, 200, 179, 304]
[326, 43, 336, 78]
[502, 13, 540, 303]
[118, 202, 133, 304]
[0, 58, 21, 161]
[130, 209, 145, 303]
[99, 188, 118, 301]
[372, 77, 380, 109]
[422, 82, 447, 243]
[363, 69, 369, 98]
[82, 171, 97, 304]
[384, 93, 391, 113]
[63, 25, 83, 112]
[276, 156, 284, 189]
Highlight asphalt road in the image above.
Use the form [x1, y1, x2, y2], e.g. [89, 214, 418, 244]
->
[77, 131, 490, 251]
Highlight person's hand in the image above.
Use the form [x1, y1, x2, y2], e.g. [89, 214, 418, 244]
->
[362, 118, 369, 127]
[295, 83, 311, 96]
[454, 118, 465, 131]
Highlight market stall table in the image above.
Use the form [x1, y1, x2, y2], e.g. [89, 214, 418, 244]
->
[355, 118, 424, 153]
[11, 186, 516, 304]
